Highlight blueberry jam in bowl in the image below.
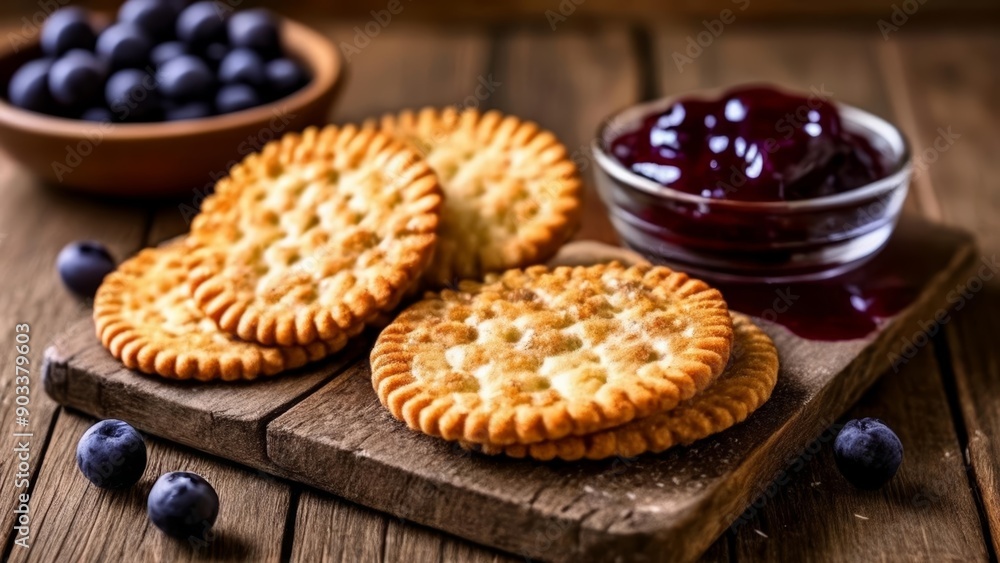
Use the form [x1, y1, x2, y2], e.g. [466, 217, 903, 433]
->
[592, 85, 912, 282]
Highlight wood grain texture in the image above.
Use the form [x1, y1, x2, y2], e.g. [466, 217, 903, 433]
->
[731, 344, 989, 562]
[323, 22, 492, 124]
[42, 319, 367, 473]
[16, 0, 998, 22]
[492, 25, 641, 244]
[10, 412, 289, 562]
[0, 165, 149, 553]
[891, 29, 1000, 557]
[262, 221, 977, 563]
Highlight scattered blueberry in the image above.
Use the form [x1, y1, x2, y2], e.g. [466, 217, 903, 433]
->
[8, 59, 54, 113]
[40, 7, 96, 57]
[76, 419, 147, 489]
[218, 48, 264, 86]
[157, 55, 214, 100]
[48, 50, 105, 108]
[118, 0, 178, 42]
[215, 83, 259, 114]
[176, 2, 227, 49]
[56, 241, 116, 298]
[164, 101, 213, 121]
[81, 107, 114, 122]
[106, 69, 160, 122]
[96, 23, 153, 70]
[150, 41, 187, 68]
[147, 472, 220, 539]
[833, 418, 903, 490]
[227, 9, 279, 57]
[265, 58, 308, 99]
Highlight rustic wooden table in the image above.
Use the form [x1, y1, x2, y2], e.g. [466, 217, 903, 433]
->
[0, 18, 997, 563]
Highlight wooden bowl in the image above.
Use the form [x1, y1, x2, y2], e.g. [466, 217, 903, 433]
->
[0, 17, 343, 198]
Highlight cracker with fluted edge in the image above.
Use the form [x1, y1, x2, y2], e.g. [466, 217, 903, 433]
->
[468, 313, 778, 460]
[94, 241, 353, 381]
[371, 107, 582, 288]
[186, 125, 442, 346]
[370, 262, 733, 446]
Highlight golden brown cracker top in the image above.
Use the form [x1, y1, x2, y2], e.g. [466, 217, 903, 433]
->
[186, 125, 442, 346]
[372, 107, 582, 287]
[370, 262, 733, 446]
[94, 242, 350, 381]
[474, 313, 779, 460]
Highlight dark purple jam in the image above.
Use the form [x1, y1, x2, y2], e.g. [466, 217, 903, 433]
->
[610, 85, 888, 201]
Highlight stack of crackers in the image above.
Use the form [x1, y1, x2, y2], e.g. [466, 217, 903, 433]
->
[94, 107, 778, 461]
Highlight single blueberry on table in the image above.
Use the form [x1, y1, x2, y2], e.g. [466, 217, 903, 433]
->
[164, 101, 214, 121]
[833, 417, 903, 490]
[265, 58, 308, 99]
[147, 471, 220, 540]
[176, 2, 228, 49]
[215, 83, 259, 114]
[218, 48, 265, 87]
[40, 7, 96, 57]
[96, 23, 153, 71]
[8, 58, 55, 114]
[150, 41, 187, 68]
[106, 69, 160, 122]
[76, 419, 147, 489]
[118, 0, 179, 42]
[157, 55, 214, 101]
[48, 49, 106, 108]
[56, 241, 116, 298]
[227, 9, 280, 57]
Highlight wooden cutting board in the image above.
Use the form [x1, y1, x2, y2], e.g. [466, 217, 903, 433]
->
[43, 217, 978, 563]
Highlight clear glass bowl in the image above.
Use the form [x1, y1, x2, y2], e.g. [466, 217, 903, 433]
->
[592, 95, 912, 282]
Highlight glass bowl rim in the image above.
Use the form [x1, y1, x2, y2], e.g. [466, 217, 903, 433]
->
[591, 87, 913, 212]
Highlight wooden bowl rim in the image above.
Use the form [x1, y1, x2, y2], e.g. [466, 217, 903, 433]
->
[0, 17, 341, 140]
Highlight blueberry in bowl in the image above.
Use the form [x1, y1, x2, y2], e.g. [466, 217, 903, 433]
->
[0, 3, 341, 197]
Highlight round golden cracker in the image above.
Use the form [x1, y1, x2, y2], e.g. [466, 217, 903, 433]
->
[371, 107, 583, 288]
[370, 262, 733, 446]
[186, 125, 443, 346]
[472, 313, 778, 460]
[94, 242, 353, 381]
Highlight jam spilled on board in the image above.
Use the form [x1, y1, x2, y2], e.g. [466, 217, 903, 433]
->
[610, 85, 888, 201]
[680, 220, 964, 341]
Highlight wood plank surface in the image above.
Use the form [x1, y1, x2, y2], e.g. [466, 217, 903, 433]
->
[260, 221, 977, 563]
[0, 165, 150, 555]
[10, 412, 290, 562]
[731, 343, 989, 562]
[893, 30, 1000, 557]
[492, 25, 641, 244]
[1, 15, 996, 563]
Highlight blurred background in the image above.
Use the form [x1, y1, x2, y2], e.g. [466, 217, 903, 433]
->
[0, 2, 998, 562]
